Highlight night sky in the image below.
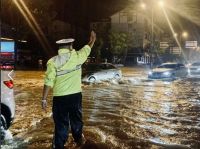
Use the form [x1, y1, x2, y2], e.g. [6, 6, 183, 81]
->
[2, 0, 200, 35]
[1, 0, 200, 51]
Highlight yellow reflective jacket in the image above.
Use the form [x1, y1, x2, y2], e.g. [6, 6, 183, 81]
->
[44, 45, 91, 96]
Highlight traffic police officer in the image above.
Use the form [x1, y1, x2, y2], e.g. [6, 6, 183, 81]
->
[41, 31, 96, 149]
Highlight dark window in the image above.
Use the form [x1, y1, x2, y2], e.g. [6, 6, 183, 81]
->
[84, 64, 102, 71]
[127, 15, 133, 22]
[177, 64, 185, 68]
[128, 23, 133, 29]
[158, 64, 177, 69]
[192, 62, 200, 66]
[106, 64, 116, 69]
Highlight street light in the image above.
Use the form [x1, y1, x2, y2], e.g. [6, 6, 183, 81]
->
[182, 31, 188, 38]
[159, 0, 164, 7]
[173, 31, 189, 59]
[140, 3, 146, 10]
[173, 33, 178, 38]
[174, 32, 188, 45]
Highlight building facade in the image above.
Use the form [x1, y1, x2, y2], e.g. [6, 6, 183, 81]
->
[110, 6, 151, 65]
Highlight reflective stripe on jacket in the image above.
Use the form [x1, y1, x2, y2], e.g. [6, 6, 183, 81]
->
[44, 45, 91, 96]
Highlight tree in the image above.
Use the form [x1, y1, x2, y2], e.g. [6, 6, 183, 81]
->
[2, 0, 57, 56]
[108, 30, 130, 63]
[91, 38, 103, 61]
[2, 0, 28, 39]
[28, 0, 57, 34]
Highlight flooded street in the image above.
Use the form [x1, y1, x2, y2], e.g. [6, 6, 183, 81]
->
[2, 67, 200, 149]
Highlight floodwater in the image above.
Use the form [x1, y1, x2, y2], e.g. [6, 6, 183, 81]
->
[1, 67, 200, 149]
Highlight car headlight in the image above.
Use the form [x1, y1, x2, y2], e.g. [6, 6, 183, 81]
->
[148, 71, 153, 75]
[163, 71, 171, 76]
[188, 69, 191, 73]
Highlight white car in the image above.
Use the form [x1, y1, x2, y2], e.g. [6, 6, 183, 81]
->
[148, 62, 188, 79]
[188, 62, 200, 77]
[1, 70, 15, 140]
[82, 63, 122, 82]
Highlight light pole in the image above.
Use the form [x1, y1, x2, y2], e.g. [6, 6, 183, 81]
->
[174, 31, 188, 49]
[181, 31, 189, 61]
[151, 6, 154, 54]
[141, 0, 164, 67]
[140, 2, 153, 47]
[173, 31, 189, 60]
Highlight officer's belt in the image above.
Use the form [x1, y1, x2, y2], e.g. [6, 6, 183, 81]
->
[56, 65, 81, 76]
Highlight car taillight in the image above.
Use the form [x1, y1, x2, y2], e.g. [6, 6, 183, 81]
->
[3, 80, 14, 89]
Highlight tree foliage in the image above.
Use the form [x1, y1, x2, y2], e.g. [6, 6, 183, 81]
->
[92, 38, 103, 59]
[2, 0, 57, 39]
[28, 0, 57, 31]
[2, 0, 26, 39]
[108, 31, 129, 56]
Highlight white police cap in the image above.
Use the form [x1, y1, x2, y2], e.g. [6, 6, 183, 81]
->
[56, 38, 75, 44]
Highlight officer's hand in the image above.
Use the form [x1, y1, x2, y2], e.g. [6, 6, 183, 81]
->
[90, 31, 96, 42]
[88, 31, 96, 48]
[41, 99, 47, 111]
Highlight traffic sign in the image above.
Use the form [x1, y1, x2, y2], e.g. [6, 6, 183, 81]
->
[171, 47, 181, 55]
[160, 42, 169, 48]
[185, 41, 197, 48]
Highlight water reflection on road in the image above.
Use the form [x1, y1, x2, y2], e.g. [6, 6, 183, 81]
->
[2, 68, 200, 149]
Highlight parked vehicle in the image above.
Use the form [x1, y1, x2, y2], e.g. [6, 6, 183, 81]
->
[188, 62, 200, 77]
[148, 62, 188, 79]
[82, 63, 122, 83]
[1, 70, 15, 140]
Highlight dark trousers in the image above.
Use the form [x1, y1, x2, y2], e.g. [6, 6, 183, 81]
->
[52, 92, 83, 149]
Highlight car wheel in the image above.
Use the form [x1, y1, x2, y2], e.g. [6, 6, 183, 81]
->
[114, 74, 120, 80]
[0, 114, 7, 140]
[88, 76, 96, 83]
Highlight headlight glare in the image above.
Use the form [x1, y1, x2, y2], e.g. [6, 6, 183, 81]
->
[163, 71, 171, 76]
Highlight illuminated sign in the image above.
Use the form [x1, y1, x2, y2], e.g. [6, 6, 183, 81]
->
[171, 47, 181, 55]
[0, 41, 15, 70]
[185, 41, 198, 49]
[160, 42, 169, 49]
[1, 41, 15, 52]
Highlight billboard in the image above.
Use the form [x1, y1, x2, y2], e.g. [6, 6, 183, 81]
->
[0, 41, 15, 69]
[1, 41, 15, 52]
[171, 47, 181, 55]
[185, 41, 197, 49]
[160, 42, 169, 49]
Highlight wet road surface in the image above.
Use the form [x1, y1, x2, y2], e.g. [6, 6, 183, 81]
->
[1, 67, 200, 149]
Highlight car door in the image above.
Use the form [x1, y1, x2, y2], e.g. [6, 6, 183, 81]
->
[105, 64, 117, 79]
[97, 64, 108, 80]
[176, 64, 187, 77]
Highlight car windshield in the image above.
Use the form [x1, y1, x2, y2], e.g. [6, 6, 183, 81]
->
[192, 62, 200, 66]
[83, 63, 116, 71]
[158, 64, 177, 68]
[83, 64, 103, 71]
[105, 64, 116, 69]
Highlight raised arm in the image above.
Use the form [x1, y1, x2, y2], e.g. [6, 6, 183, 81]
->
[77, 31, 96, 64]
[87, 31, 96, 48]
